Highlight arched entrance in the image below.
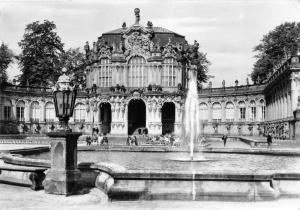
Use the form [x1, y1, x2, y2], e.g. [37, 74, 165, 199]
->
[128, 99, 146, 135]
[99, 103, 111, 134]
[162, 102, 175, 135]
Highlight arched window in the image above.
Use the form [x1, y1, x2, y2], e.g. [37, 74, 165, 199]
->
[99, 58, 111, 87]
[199, 103, 208, 121]
[45, 102, 55, 122]
[250, 100, 256, 121]
[128, 56, 147, 87]
[260, 99, 265, 121]
[4, 99, 12, 120]
[225, 102, 234, 122]
[74, 103, 85, 122]
[16, 100, 25, 122]
[212, 102, 222, 122]
[238, 101, 246, 121]
[31, 101, 40, 122]
[162, 58, 176, 87]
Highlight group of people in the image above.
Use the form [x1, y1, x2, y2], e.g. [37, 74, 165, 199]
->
[126, 135, 138, 146]
[86, 127, 108, 146]
[146, 134, 180, 146]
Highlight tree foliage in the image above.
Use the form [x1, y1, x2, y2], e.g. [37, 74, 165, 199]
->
[0, 42, 14, 86]
[251, 22, 300, 84]
[18, 20, 64, 86]
[176, 40, 210, 88]
[60, 48, 88, 88]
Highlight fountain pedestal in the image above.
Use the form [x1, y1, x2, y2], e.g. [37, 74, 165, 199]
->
[43, 132, 83, 195]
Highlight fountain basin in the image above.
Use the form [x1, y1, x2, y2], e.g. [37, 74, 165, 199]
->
[1, 147, 300, 201]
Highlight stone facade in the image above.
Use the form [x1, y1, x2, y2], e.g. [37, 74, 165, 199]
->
[264, 52, 300, 139]
[1, 9, 300, 139]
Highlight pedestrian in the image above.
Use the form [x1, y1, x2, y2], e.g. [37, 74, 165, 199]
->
[267, 133, 272, 149]
[97, 133, 103, 145]
[222, 134, 228, 147]
[126, 136, 131, 146]
[101, 133, 108, 145]
[133, 135, 138, 146]
[86, 136, 92, 146]
[170, 135, 175, 146]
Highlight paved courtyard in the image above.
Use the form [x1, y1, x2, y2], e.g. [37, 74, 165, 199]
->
[1, 139, 300, 209]
[0, 183, 300, 210]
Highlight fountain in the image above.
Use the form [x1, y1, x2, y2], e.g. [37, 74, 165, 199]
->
[183, 65, 202, 161]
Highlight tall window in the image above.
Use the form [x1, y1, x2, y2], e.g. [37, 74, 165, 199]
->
[260, 99, 265, 121]
[262, 106, 266, 121]
[30, 101, 40, 122]
[239, 101, 246, 121]
[4, 99, 12, 120]
[99, 59, 111, 87]
[128, 56, 147, 87]
[212, 102, 222, 122]
[250, 101, 256, 121]
[45, 102, 55, 122]
[225, 102, 234, 122]
[74, 103, 85, 122]
[162, 58, 176, 87]
[16, 100, 25, 122]
[199, 103, 208, 121]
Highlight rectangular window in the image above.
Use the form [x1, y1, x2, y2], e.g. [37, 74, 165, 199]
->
[262, 106, 265, 121]
[4, 106, 11, 120]
[45, 109, 55, 122]
[251, 107, 256, 121]
[162, 58, 176, 87]
[240, 107, 246, 120]
[17, 107, 25, 121]
[99, 59, 111, 87]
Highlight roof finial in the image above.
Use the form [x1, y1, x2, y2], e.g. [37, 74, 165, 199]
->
[134, 8, 140, 24]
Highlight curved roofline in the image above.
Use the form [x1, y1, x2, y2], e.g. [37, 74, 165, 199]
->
[102, 26, 185, 38]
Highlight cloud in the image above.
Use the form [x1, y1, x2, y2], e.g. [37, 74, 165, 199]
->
[153, 17, 221, 25]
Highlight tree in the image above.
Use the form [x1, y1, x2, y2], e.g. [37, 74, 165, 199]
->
[60, 48, 88, 88]
[251, 22, 300, 84]
[18, 20, 64, 86]
[0, 42, 14, 86]
[176, 40, 210, 88]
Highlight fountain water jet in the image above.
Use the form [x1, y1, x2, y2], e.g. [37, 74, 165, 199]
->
[183, 65, 202, 161]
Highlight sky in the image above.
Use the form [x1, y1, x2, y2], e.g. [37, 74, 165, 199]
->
[1, 0, 300, 87]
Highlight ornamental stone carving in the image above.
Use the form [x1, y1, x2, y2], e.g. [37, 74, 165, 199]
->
[162, 38, 177, 59]
[123, 31, 153, 58]
[98, 42, 112, 59]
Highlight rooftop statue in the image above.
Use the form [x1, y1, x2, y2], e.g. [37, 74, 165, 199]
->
[134, 8, 140, 24]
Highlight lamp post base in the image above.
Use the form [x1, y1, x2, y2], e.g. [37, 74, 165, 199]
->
[44, 170, 84, 195]
[45, 131, 83, 195]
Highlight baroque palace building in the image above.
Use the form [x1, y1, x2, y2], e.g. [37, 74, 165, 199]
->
[1, 8, 300, 139]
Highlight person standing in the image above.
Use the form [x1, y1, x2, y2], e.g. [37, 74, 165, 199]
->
[222, 134, 228, 147]
[267, 134, 273, 150]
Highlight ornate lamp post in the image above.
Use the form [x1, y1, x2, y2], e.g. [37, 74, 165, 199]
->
[44, 68, 83, 195]
[52, 68, 77, 131]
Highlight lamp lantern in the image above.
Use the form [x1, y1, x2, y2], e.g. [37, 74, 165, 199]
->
[52, 67, 77, 132]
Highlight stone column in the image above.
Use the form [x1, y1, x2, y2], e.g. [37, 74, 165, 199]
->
[221, 101, 226, 122]
[287, 93, 291, 118]
[234, 103, 239, 122]
[174, 103, 182, 135]
[208, 102, 212, 122]
[11, 99, 16, 120]
[40, 101, 45, 122]
[257, 105, 262, 122]
[44, 132, 83, 195]
[25, 100, 31, 122]
[294, 107, 300, 140]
